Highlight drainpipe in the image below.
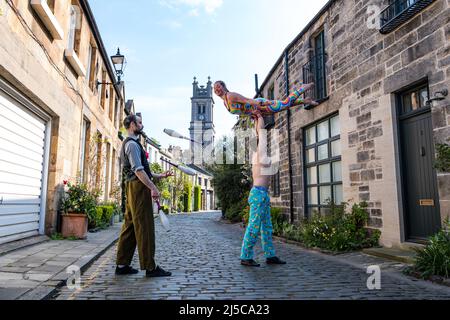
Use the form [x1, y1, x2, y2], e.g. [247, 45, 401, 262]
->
[284, 50, 295, 224]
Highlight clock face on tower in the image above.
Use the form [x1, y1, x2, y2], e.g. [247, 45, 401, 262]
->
[198, 114, 205, 121]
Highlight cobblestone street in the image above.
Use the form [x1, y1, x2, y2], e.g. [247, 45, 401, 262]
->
[52, 212, 450, 300]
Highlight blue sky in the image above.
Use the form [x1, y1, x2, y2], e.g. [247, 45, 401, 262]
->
[90, 0, 330, 150]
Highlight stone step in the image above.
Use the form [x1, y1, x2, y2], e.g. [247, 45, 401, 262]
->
[362, 246, 419, 264]
[0, 235, 50, 257]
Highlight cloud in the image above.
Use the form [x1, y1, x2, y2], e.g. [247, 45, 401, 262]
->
[188, 9, 199, 16]
[159, 0, 223, 15]
[159, 20, 183, 29]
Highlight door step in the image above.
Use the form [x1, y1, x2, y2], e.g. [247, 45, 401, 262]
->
[363, 245, 420, 264]
[0, 235, 50, 257]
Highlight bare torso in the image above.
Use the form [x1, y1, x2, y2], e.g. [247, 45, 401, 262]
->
[252, 152, 271, 188]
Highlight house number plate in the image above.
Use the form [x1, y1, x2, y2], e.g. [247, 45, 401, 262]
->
[419, 199, 435, 206]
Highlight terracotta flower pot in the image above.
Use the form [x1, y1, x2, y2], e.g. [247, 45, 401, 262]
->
[61, 213, 88, 239]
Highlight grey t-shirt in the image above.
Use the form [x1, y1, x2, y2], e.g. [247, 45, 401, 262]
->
[123, 134, 144, 174]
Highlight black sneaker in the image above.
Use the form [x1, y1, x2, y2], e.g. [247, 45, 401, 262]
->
[115, 265, 139, 275]
[146, 266, 172, 277]
[240, 259, 260, 267]
[266, 257, 286, 265]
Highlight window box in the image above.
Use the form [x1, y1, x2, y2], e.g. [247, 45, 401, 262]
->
[30, 0, 64, 40]
[64, 49, 86, 77]
[380, 0, 435, 34]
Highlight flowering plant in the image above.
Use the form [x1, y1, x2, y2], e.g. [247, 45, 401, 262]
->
[60, 180, 97, 221]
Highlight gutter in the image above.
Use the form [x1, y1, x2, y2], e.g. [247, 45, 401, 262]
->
[79, 0, 122, 100]
[258, 0, 335, 92]
[284, 51, 295, 224]
[255, 0, 335, 223]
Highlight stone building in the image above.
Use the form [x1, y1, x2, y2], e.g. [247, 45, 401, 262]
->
[189, 77, 216, 165]
[258, 0, 449, 247]
[0, 0, 126, 243]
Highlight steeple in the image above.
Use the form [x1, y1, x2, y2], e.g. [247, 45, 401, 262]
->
[189, 76, 215, 165]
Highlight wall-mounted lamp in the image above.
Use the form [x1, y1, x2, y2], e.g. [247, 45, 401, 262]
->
[426, 89, 448, 106]
[96, 47, 127, 91]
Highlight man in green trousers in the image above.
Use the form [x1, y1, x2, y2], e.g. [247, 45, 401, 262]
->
[116, 114, 173, 277]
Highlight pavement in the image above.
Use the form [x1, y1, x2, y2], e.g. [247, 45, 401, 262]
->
[46, 211, 450, 300]
[0, 224, 121, 300]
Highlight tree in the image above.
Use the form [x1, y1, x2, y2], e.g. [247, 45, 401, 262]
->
[206, 135, 252, 219]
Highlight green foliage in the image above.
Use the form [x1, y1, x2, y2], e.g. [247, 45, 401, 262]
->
[60, 181, 97, 223]
[50, 233, 78, 241]
[269, 202, 380, 252]
[161, 205, 170, 214]
[410, 219, 450, 279]
[150, 163, 168, 192]
[270, 207, 286, 236]
[212, 163, 251, 216]
[435, 143, 450, 172]
[300, 202, 380, 252]
[92, 205, 114, 229]
[183, 181, 193, 213]
[194, 185, 202, 211]
[225, 192, 249, 223]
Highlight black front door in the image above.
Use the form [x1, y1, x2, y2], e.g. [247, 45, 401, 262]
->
[399, 84, 441, 242]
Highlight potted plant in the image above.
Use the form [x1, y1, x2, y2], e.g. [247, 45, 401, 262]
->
[60, 180, 96, 239]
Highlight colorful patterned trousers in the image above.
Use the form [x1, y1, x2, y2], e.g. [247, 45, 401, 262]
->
[227, 86, 308, 116]
[240, 186, 276, 260]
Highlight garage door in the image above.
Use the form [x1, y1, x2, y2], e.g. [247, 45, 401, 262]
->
[0, 88, 49, 245]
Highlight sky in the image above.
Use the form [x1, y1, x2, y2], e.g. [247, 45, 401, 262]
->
[89, 0, 330, 150]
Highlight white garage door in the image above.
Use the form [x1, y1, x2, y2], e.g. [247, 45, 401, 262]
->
[0, 87, 49, 245]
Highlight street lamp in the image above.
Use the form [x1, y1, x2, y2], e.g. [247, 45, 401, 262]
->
[111, 48, 126, 82]
[164, 128, 204, 145]
[96, 47, 127, 91]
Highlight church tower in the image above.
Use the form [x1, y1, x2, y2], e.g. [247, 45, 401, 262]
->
[189, 77, 215, 165]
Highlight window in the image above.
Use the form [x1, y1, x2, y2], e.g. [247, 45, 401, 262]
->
[68, 4, 81, 54]
[100, 69, 107, 108]
[380, 0, 434, 34]
[87, 42, 98, 91]
[46, 0, 55, 12]
[114, 97, 119, 128]
[79, 118, 90, 182]
[30, 0, 64, 40]
[111, 148, 116, 194]
[104, 142, 111, 201]
[95, 131, 102, 188]
[109, 85, 114, 120]
[399, 84, 429, 116]
[64, 3, 85, 77]
[303, 30, 327, 107]
[264, 84, 276, 129]
[304, 114, 342, 217]
[272, 171, 280, 197]
[314, 31, 327, 101]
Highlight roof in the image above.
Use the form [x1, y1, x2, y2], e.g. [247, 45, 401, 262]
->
[257, 0, 336, 94]
[79, 0, 122, 99]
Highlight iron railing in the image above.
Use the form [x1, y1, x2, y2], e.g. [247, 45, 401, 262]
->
[302, 53, 327, 109]
[380, 0, 435, 34]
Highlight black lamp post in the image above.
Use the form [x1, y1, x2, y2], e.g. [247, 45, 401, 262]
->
[111, 48, 126, 82]
[96, 47, 127, 90]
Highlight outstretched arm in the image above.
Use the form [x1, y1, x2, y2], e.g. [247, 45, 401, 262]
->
[229, 92, 270, 107]
[151, 169, 174, 180]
